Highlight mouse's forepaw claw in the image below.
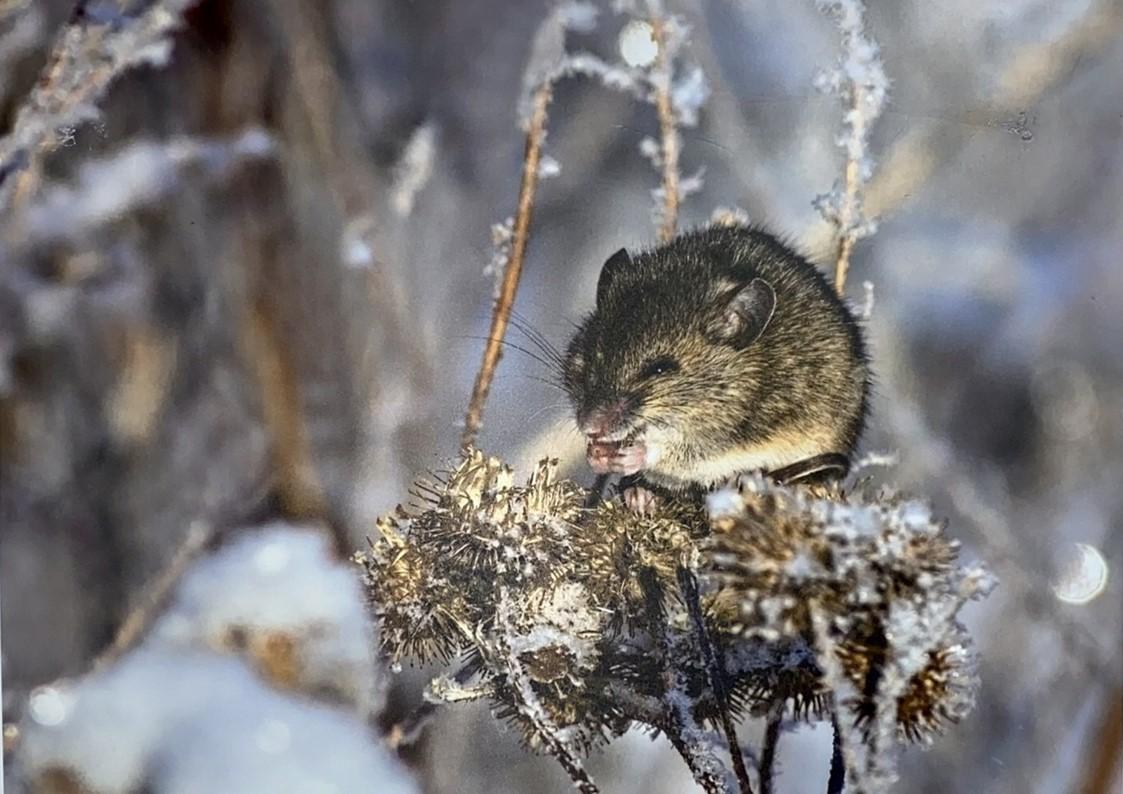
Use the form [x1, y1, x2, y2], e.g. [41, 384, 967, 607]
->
[623, 485, 661, 517]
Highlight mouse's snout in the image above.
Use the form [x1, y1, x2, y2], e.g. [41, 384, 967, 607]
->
[578, 397, 635, 441]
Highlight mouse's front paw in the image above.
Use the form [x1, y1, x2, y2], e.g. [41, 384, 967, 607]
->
[623, 484, 661, 516]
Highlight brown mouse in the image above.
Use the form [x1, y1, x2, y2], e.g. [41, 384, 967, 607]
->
[563, 224, 869, 507]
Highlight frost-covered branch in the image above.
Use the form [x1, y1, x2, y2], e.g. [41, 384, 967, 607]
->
[0, 0, 196, 215]
[621, 2, 709, 240]
[649, 12, 682, 242]
[812, 0, 888, 296]
[645, 591, 743, 794]
[12, 129, 276, 246]
[462, 2, 598, 449]
[529, 2, 708, 241]
[678, 566, 754, 793]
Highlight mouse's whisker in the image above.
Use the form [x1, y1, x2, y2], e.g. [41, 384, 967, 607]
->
[515, 374, 569, 394]
[508, 311, 566, 369]
[460, 334, 559, 373]
[524, 402, 571, 423]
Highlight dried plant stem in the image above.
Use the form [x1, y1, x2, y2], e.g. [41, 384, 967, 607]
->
[0, 0, 193, 215]
[832, 92, 862, 296]
[95, 521, 214, 669]
[642, 571, 741, 794]
[1078, 684, 1122, 794]
[809, 0, 1121, 263]
[461, 82, 553, 449]
[827, 713, 846, 794]
[758, 709, 783, 794]
[246, 293, 330, 524]
[650, 14, 681, 243]
[678, 567, 755, 794]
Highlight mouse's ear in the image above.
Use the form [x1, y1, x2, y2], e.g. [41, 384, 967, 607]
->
[596, 247, 631, 307]
[712, 278, 776, 347]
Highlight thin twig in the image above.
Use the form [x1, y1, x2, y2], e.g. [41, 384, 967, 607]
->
[807, 0, 1121, 265]
[245, 293, 331, 527]
[461, 82, 553, 449]
[1077, 684, 1122, 794]
[827, 713, 846, 794]
[650, 14, 680, 243]
[384, 665, 477, 750]
[759, 709, 783, 794]
[94, 521, 215, 669]
[832, 88, 862, 295]
[677, 566, 755, 794]
[0, 0, 194, 215]
[813, 0, 887, 298]
[641, 570, 740, 794]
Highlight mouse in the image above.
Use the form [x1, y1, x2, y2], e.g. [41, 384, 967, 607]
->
[562, 223, 870, 510]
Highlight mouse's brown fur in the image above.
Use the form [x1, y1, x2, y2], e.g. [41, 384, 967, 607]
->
[563, 224, 869, 492]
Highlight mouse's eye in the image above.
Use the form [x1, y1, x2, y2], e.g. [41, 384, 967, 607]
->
[638, 356, 680, 381]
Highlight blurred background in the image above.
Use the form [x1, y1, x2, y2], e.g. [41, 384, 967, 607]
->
[1, 0, 1120, 792]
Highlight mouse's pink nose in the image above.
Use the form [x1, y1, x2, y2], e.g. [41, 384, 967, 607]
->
[580, 401, 630, 439]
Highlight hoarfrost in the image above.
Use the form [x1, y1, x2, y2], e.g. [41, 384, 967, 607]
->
[671, 64, 710, 127]
[23, 130, 276, 244]
[519, 1, 601, 128]
[538, 154, 562, 179]
[391, 122, 437, 218]
[485, 217, 516, 298]
[813, 0, 889, 250]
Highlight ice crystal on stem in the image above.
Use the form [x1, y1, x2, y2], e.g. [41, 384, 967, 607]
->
[813, 0, 889, 296]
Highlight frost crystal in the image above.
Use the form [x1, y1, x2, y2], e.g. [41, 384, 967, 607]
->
[538, 154, 562, 179]
[485, 217, 516, 298]
[619, 20, 658, 68]
[813, 0, 889, 258]
[519, 1, 601, 129]
[391, 122, 436, 217]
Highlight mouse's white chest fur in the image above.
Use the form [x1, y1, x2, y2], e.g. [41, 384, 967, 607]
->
[643, 428, 836, 490]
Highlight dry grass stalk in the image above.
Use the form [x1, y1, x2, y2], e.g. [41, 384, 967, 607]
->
[1078, 685, 1122, 794]
[461, 82, 553, 449]
[832, 90, 862, 295]
[812, 0, 887, 298]
[95, 521, 214, 669]
[243, 291, 331, 525]
[650, 13, 681, 243]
